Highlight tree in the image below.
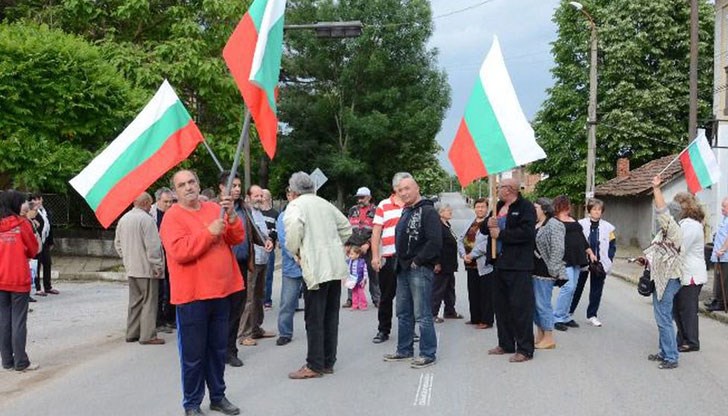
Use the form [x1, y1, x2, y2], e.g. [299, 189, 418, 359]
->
[276, 0, 450, 205]
[3, 0, 255, 192]
[530, 0, 714, 201]
[0, 22, 144, 191]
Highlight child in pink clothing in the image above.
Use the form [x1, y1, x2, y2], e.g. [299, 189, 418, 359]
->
[346, 246, 369, 310]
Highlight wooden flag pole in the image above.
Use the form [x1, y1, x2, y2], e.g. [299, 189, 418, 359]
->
[220, 108, 251, 219]
[489, 175, 498, 259]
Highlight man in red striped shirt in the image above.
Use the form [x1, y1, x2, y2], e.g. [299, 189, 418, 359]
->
[371, 173, 408, 344]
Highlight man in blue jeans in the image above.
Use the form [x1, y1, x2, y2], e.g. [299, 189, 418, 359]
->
[276, 187, 303, 346]
[383, 175, 442, 369]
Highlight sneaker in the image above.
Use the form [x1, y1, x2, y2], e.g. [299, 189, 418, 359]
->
[372, 332, 389, 344]
[276, 337, 291, 346]
[342, 299, 352, 308]
[647, 353, 665, 362]
[410, 357, 436, 369]
[588, 317, 603, 327]
[658, 361, 678, 370]
[383, 353, 413, 362]
[16, 363, 39, 372]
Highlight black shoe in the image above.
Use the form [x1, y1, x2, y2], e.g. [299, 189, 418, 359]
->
[678, 345, 700, 353]
[210, 397, 240, 415]
[658, 361, 678, 369]
[565, 320, 580, 328]
[28, 297, 37, 303]
[276, 337, 291, 346]
[125, 338, 139, 343]
[185, 407, 204, 415]
[342, 299, 352, 308]
[706, 303, 727, 312]
[554, 323, 569, 331]
[226, 354, 244, 367]
[372, 332, 389, 344]
[704, 299, 718, 308]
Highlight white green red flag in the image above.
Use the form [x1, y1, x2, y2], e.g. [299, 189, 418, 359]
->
[448, 36, 546, 187]
[69, 80, 204, 228]
[679, 131, 721, 194]
[223, 0, 286, 159]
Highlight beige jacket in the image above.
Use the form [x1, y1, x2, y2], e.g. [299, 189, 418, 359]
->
[283, 194, 352, 290]
[115, 207, 164, 279]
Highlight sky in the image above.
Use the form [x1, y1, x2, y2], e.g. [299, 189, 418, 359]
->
[428, 0, 562, 172]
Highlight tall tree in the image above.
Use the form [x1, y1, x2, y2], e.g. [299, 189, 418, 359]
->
[3, 0, 255, 191]
[0, 22, 144, 191]
[531, 0, 714, 201]
[276, 0, 450, 204]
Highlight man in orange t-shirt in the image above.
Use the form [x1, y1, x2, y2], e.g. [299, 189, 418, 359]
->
[160, 170, 244, 416]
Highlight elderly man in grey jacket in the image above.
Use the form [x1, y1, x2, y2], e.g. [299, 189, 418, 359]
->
[283, 172, 352, 379]
[115, 192, 165, 345]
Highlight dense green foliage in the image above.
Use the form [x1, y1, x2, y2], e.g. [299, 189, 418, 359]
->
[531, 0, 714, 201]
[0, 22, 144, 191]
[1, 0, 451, 203]
[276, 0, 451, 204]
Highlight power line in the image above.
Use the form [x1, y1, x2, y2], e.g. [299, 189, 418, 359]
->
[370, 0, 496, 29]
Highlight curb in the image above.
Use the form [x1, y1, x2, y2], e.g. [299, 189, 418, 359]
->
[57, 272, 127, 283]
[610, 270, 728, 325]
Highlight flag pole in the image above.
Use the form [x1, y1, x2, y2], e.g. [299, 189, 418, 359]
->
[657, 140, 694, 178]
[489, 174, 497, 259]
[202, 139, 224, 173]
[221, 108, 252, 219]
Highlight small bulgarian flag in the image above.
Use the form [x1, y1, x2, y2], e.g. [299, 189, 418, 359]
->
[448, 36, 546, 187]
[70, 80, 204, 228]
[223, 0, 286, 159]
[679, 130, 721, 194]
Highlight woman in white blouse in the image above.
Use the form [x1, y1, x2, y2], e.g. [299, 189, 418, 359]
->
[671, 192, 707, 353]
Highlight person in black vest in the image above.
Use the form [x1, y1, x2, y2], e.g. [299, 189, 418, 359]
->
[431, 203, 461, 322]
[483, 178, 537, 363]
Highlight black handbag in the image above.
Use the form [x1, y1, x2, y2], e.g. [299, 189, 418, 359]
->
[588, 261, 606, 278]
[637, 267, 655, 297]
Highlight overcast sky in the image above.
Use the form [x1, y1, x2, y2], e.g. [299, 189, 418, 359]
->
[429, 0, 562, 172]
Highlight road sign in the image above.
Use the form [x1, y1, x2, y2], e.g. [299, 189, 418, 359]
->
[310, 168, 328, 192]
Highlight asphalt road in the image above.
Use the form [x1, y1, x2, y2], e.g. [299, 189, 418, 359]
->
[2, 193, 728, 416]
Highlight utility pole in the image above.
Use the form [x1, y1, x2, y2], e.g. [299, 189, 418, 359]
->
[688, 0, 699, 142]
[570, 2, 598, 204]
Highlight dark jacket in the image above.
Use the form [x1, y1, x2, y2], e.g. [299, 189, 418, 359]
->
[395, 198, 442, 270]
[438, 221, 458, 274]
[481, 195, 536, 271]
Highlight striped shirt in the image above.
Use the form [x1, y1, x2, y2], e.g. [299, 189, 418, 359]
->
[373, 195, 403, 257]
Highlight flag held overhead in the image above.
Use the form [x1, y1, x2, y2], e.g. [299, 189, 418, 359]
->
[679, 130, 721, 194]
[448, 36, 546, 187]
[69, 80, 204, 228]
[223, 0, 287, 160]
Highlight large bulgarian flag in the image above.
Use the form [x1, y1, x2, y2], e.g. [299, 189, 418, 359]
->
[69, 80, 204, 228]
[679, 130, 721, 194]
[223, 0, 286, 159]
[448, 36, 546, 187]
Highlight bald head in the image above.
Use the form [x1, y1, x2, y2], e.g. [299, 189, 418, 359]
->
[133, 192, 153, 213]
[497, 178, 520, 203]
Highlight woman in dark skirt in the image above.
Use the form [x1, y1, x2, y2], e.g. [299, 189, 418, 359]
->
[432, 203, 462, 323]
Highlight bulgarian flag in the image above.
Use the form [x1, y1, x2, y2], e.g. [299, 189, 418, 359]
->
[223, 0, 286, 159]
[69, 80, 204, 228]
[679, 130, 721, 194]
[448, 36, 546, 187]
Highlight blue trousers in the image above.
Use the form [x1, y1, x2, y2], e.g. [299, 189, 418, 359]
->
[176, 297, 230, 410]
[396, 266, 437, 360]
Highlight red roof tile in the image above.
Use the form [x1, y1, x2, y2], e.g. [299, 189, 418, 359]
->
[594, 154, 683, 197]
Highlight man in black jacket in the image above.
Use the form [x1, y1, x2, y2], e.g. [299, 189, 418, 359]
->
[383, 176, 442, 369]
[484, 178, 536, 363]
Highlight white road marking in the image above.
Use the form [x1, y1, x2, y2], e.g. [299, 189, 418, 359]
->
[413, 373, 434, 406]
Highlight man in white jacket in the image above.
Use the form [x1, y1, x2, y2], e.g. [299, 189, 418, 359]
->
[283, 172, 352, 379]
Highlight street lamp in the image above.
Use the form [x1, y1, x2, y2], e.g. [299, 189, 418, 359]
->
[284, 21, 363, 38]
[570, 1, 598, 204]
